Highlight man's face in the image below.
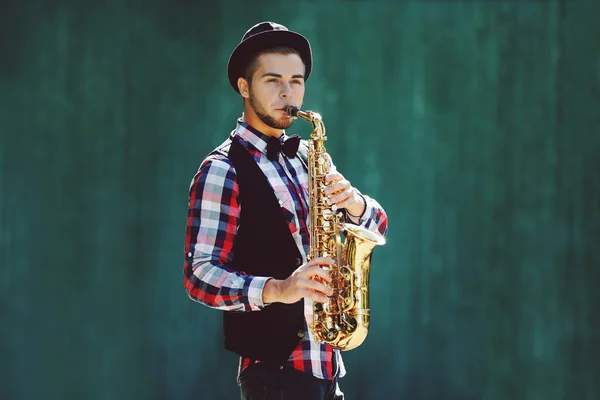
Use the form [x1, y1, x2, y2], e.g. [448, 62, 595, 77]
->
[245, 53, 305, 133]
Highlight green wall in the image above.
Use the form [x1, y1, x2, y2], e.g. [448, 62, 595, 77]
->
[1, 1, 599, 399]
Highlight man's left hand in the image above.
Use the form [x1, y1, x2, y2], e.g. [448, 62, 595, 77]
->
[324, 171, 365, 218]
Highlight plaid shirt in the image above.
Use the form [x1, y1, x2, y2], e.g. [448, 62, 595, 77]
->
[184, 118, 388, 382]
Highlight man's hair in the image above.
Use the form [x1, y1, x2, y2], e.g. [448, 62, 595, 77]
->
[243, 46, 301, 87]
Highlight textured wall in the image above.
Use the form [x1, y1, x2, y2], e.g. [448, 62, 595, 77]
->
[1, 1, 599, 399]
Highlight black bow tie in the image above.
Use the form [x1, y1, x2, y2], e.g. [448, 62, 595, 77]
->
[266, 134, 301, 161]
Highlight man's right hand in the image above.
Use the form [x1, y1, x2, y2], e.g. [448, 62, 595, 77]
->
[262, 257, 335, 304]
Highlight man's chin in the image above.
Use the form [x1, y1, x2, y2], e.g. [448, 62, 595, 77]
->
[271, 116, 293, 130]
[256, 112, 293, 130]
[279, 119, 293, 129]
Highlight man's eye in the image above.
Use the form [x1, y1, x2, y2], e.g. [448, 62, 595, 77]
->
[291, 80, 302, 84]
[267, 78, 278, 83]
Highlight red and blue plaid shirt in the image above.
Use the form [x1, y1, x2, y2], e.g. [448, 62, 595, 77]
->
[184, 118, 388, 382]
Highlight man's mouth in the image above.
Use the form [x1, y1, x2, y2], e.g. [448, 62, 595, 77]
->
[275, 106, 293, 115]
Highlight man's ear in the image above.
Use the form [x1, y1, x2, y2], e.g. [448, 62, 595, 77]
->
[238, 78, 249, 98]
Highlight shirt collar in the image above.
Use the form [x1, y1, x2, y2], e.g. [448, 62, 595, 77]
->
[235, 117, 289, 156]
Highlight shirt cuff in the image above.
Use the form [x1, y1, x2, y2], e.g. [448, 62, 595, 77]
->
[246, 276, 273, 309]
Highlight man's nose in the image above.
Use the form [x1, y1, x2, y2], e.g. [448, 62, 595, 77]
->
[279, 82, 292, 98]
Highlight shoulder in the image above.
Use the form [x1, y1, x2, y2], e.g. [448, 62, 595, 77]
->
[190, 141, 238, 190]
[199, 153, 236, 177]
[198, 152, 238, 187]
[199, 137, 236, 176]
[188, 153, 239, 203]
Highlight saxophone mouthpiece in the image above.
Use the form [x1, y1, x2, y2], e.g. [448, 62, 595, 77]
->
[285, 105, 300, 117]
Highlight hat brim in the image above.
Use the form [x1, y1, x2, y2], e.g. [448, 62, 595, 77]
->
[227, 30, 312, 93]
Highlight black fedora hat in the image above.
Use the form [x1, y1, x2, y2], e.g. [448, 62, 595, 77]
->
[227, 21, 312, 93]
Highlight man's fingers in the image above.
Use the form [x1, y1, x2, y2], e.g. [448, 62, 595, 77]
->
[323, 181, 344, 195]
[304, 278, 333, 296]
[305, 257, 335, 267]
[297, 258, 334, 284]
[305, 266, 332, 283]
[325, 172, 344, 183]
[336, 197, 355, 210]
[324, 180, 349, 196]
[328, 190, 351, 205]
[303, 289, 331, 304]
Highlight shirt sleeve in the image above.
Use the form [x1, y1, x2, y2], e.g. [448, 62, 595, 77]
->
[183, 154, 271, 312]
[346, 190, 389, 238]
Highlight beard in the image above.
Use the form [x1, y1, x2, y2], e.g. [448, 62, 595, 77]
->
[248, 90, 293, 130]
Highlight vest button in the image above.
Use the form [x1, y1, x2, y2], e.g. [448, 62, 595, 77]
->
[297, 330, 305, 338]
[295, 257, 302, 266]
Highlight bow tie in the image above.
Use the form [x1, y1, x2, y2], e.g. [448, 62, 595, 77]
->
[266, 134, 301, 161]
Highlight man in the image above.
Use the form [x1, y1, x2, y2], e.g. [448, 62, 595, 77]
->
[183, 21, 388, 400]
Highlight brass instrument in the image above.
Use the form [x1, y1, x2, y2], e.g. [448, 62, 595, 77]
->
[285, 106, 386, 351]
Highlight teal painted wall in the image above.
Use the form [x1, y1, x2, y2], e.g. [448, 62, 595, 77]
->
[1, 1, 599, 399]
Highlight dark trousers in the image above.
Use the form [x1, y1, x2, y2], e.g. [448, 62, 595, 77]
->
[239, 362, 345, 400]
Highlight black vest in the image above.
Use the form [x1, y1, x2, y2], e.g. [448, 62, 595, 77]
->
[214, 136, 307, 363]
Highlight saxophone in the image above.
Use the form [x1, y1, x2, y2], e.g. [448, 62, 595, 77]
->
[285, 106, 386, 351]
